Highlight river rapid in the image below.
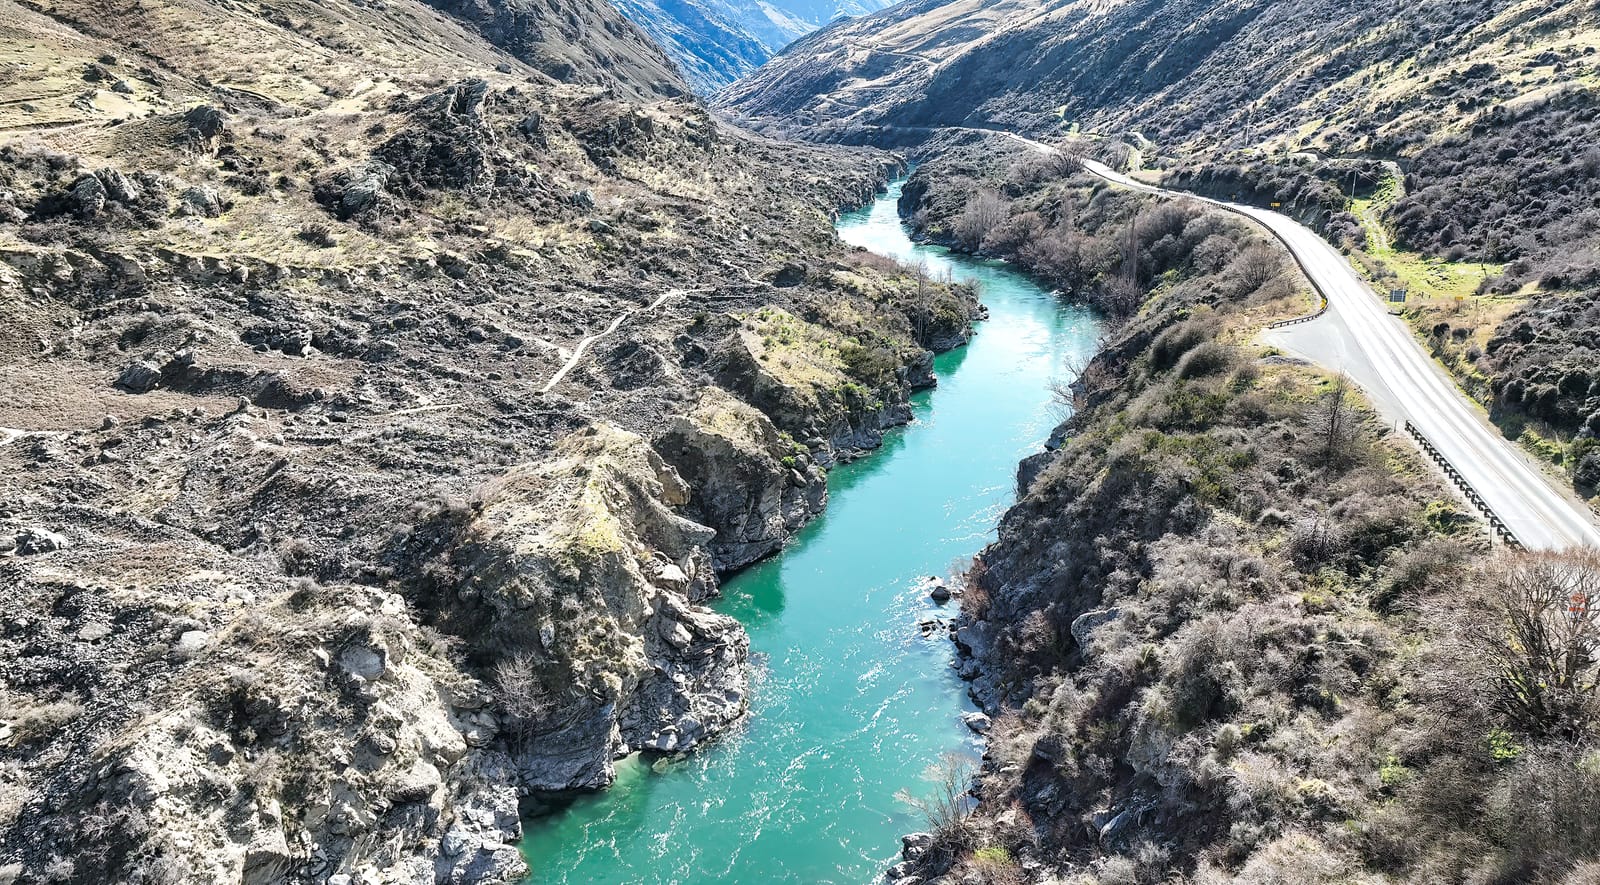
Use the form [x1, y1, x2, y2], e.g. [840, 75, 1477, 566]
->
[519, 177, 1102, 884]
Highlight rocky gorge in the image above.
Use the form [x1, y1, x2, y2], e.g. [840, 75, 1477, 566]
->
[0, 0, 982, 880]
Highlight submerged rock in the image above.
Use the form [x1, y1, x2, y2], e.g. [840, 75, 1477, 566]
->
[961, 711, 992, 734]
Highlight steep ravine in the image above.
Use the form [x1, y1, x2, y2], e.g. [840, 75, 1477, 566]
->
[516, 178, 1103, 882]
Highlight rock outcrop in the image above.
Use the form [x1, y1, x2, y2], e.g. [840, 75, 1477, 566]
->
[656, 387, 828, 572]
[423, 423, 746, 791]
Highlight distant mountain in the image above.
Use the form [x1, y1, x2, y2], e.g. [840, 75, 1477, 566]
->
[718, 0, 1600, 150]
[611, 0, 902, 93]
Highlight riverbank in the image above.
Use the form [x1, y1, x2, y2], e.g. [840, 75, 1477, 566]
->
[895, 137, 1600, 885]
[517, 177, 1102, 882]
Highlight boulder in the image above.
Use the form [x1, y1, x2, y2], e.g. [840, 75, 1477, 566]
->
[1070, 607, 1121, 656]
[900, 832, 933, 860]
[337, 161, 394, 218]
[67, 174, 107, 218]
[177, 186, 224, 218]
[182, 105, 227, 154]
[961, 711, 992, 734]
[13, 526, 68, 555]
[174, 630, 211, 657]
[116, 358, 165, 393]
[96, 168, 141, 203]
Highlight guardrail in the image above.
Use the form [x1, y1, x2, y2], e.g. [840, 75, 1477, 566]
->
[1402, 420, 1523, 549]
[1266, 293, 1329, 329]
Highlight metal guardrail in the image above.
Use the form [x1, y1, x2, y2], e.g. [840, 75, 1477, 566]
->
[1266, 294, 1329, 329]
[1402, 420, 1523, 549]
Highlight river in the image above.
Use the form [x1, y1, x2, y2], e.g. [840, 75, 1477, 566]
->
[518, 177, 1102, 884]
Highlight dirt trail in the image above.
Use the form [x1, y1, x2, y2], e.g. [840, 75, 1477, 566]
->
[540, 289, 693, 393]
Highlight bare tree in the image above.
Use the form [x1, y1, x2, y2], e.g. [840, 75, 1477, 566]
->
[1308, 373, 1355, 469]
[954, 190, 1010, 251]
[493, 651, 554, 733]
[1463, 551, 1600, 739]
[896, 753, 978, 874]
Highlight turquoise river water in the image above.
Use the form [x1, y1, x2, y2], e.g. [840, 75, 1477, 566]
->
[519, 178, 1102, 884]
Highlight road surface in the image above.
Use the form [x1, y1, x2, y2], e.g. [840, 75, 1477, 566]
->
[974, 126, 1596, 550]
[1068, 154, 1600, 551]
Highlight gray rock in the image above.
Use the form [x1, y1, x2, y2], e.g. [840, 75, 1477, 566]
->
[78, 623, 111, 642]
[1070, 607, 1121, 655]
[177, 185, 224, 218]
[900, 832, 933, 860]
[924, 576, 951, 603]
[337, 643, 387, 681]
[174, 630, 210, 657]
[116, 359, 165, 393]
[654, 389, 827, 572]
[185, 105, 225, 138]
[67, 174, 107, 218]
[97, 168, 141, 203]
[619, 592, 748, 758]
[961, 711, 992, 734]
[387, 759, 442, 803]
[340, 162, 393, 218]
[886, 861, 914, 880]
[14, 526, 68, 555]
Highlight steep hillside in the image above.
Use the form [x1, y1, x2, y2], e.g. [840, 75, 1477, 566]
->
[884, 131, 1600, 885]
[723, 0, 1600, 510]
[0, 0, 983, 882]
[612, 0, 899, 92]
[721, 0, 1599, 148]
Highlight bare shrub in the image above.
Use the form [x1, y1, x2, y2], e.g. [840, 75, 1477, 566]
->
[1095, 275, 1145, 319]
[1460, 551, 1600, 738]
[954, 191, 1010, 251]
[1017, 225, 1107, 293]
[898, 754, 978, 875]
[1288, 516, 1348, 569]
[5, 695, 84, 746]
[1229, 243, 1286, 294]
[493, 651, 554, 731]
[1174, 341, 1235, 380]
[297, 221, 336, 247]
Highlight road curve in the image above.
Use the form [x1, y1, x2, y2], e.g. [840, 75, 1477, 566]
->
[976, 128, 1596, 550]
[1062, 154, 1600, 551]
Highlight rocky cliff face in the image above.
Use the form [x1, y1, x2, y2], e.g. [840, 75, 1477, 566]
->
[0, 0, 981, 880]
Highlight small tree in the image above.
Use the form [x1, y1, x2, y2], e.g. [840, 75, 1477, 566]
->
[1307, 373, 1355, 470]
[954, 191, 1010, 251]
[1463, 551, 1600, 739]
[897, 753, 978, 875]
[493, 651, 553, 734]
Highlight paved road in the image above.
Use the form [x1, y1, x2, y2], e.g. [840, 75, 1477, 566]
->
[1067, 155, 1600, 551]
